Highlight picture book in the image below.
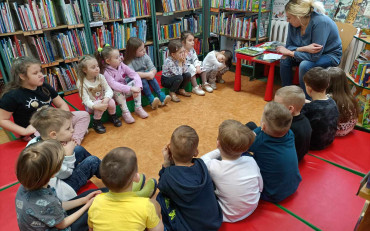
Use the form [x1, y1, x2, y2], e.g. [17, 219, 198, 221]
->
[235, 47, 264, 56]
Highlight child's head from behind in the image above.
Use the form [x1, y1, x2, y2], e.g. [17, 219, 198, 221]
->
[100, 147, 139, 192]
[218, 50, 233, 68]
[181, 31, 195, 51]
[17, 139, 64, 190]
[170, 125, 199, 164]
[262, 102, 293, 137]
[30, 106, 73, 142]
[303, 67, 329, 95]
[95, 45, 121, 71]
[168, 40, 185, 62]
[327, 67, 350, 95]
[275, 86, 305, 115]
[124, 37, 145, 65]
[77, 55, 100, 80]
[218, 120, 255, 158]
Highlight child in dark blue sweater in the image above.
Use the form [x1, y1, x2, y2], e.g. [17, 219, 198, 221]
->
[156, 125, 222, 231]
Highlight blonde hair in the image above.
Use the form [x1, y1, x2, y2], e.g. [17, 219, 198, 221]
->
[218, 120, 255, 156]
[170, 125, 199, 163]
[275, 86, 306, 112]
[30, 106, 73, 138]
[263, 102, 293, 137]
[77, 55, 97, 98]
[16, 140, 65, 190]
[285, 0, 325, 18]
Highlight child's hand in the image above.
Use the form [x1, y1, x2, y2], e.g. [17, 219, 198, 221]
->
[23, 125, 36, 136]
[93, 103, 108, 112]
[63, 140, 76, 156]
[131, 86, 141, 93]
[102, 97, 110, 104]
[162, 144, 172, 167]
[196, 66, 202, 74]
[84, 190, 102, 204]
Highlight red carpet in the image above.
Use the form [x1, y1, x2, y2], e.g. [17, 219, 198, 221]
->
[0, 184, 19, 231]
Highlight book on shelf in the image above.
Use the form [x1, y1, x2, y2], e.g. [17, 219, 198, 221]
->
[157, 21, 181, 42]
[52, 29, 90, 59]
[55, 0, 83, 25]
[88, 0, 121, 21]
[27, 35, 56, 64]
[175, 14, 203, 35]
[362, 94, 370, 128]
[216, 0, 268, 12]
[0, 2, 15, 33]
[0, 36, 28, 68]
[146, 45, 154, 62]
[49, 63, 78, 92]
[156, 0, 202, 13]
[359, 64, 370, 88]
[194, 37, 202, 54]
[349, 52, 370, 86]
[121, 0, 151, 18]
[159, 46, 169, 66]
[218, 12, 257, 39]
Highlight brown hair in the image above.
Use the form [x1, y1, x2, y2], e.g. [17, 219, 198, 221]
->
[124, 37, 144, 65]
[218, 120, 255, 156]
[221, 50, 233, 68]
[30, 106, 73, 138]
[17, 140, 64, 190]
[100, 147, 138, 192]
[285, 0, 325, 17]
[303, 67, 329, 92]
[1, 57, 44, 97]
[275, 86, 306, 112]
[180, 31, 194, 42]
[170, 125, 199, 163]
[94, 44, 118, 73]
[76, 55, 97, 99]
[263, 102, 293, 137]
[326, 67, 359, 123]
[168, 40, 183, 55]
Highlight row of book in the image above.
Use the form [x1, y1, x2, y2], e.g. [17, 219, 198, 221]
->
[194, 38, 202, 55]
[121, 0, 151, 18]
[157, 21, 181, 42]
[176, 14, 202, 35]
[0, 36, 28, 68]
[88, 0, 121, 22]
[349, 53, 370, 88]
[350, 84, 370, 129]
[28, 36, 56, 64]
[158, 46, 169, 67]
[157, 0, 202, 13]
[212, 13, 259, 39]
[146, 45, 154, 63]
[91, 21, 147, 51]
[45, 63, 78, 92]
[53, 29, 90, 60]
[211, 0, 267, 12]
[0, 2, 15, 33]
[55, 0, 83, 25]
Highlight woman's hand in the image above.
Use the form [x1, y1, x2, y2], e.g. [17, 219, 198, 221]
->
[276, 46, 294, 57]
[300, 43, 323, 54]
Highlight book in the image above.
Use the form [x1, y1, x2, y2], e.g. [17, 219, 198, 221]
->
[258, 41, 285, 52]
[362, 94, 370, 128]
[235, 47, 264, 56]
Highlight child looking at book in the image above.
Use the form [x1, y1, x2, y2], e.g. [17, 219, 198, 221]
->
[161, 40, 192, 102]
[201, 49, 232, 91]
[77, 55, 122, 134]
[88, 147, 163, 231]
[201, 120, 263, 223]
[124, 37, 171, 109]
[16, 140, 101, 230]
[302, 67, 339, 150]
[96, 45, 148, 124]
[181, 31, 205, 96]
[0, 57, 89, 144]
[327, 67, 359, 136]
[28, 106, 101, 201]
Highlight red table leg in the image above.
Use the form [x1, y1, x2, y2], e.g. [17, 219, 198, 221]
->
[264, 63, 275, 101]
[234, 56, 242, 91]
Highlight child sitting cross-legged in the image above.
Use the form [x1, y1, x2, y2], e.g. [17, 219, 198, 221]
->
[156, 125, 223, 231]
[201, 120, 263, 223]
[244, 102, 302, 203]
[88, 147, 163, 231]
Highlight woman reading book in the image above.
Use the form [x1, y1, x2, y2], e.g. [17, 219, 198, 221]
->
[277, 0, 342, 99]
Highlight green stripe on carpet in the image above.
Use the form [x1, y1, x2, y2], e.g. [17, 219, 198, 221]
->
[0, 182, 19, 192]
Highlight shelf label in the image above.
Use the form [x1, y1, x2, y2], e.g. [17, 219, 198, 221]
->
[90, 21, 103, 27]
[122, 17, 136, 23]
[163, 12, 174, 16]
[159, 39, 169, 44]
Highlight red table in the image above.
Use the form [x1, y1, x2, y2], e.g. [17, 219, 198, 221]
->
[234, 52, 279, 101]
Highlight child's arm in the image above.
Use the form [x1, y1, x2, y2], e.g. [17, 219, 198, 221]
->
[138, 55, 157, 80]
[55, 141, 76, 179]
[207, 52, 225, 70]
[103, 69, 132, 94]
[121, 63, 143, 89]
[200, 149, 221, 167]
[99, 75, 114, 103]
[0, 109, 36, 136]
[62, 190, 101, 211]
[77, 80, 96, 110]
[52, 96, 70, 111]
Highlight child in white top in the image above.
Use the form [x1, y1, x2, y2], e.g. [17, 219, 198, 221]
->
[181, 31, 205, 96]
[201, 120, 263, 223]
[77, 55, 121, 134]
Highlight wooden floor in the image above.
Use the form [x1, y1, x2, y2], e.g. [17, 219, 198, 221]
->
[81, 71, 279, 187]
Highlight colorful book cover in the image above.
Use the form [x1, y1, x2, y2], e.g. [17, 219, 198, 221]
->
[362, 94, 370, 128]
[334, 0, 354, 22]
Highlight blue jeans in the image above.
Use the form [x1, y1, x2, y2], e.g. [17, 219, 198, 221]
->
[64, 146, 101, 192]
[142, 78, 166, 103]
[280, 55, 337, 98]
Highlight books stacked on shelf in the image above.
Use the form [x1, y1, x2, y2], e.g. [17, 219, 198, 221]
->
[88, 0, 121, 21]
[55, 0, 83, 25]
[11, 0, 58, 31]
[53, 29, 90, 60]
[219, 13, 257, 39]
[211, 0, 220, 8]
[351, 84, 370, 129]
[210, 14, 219, 34]
[349, 53, 370, 88]
[194, 37, 202, 55]
[159, 46, 169, 66]
[0, 36, 27, 67]
[121, 0, 151, 18]
[157, 0, 202, 13]
[157, 21, 181, 42]
[146, 45, 154, 62]
[212, 0, 268, 12]
[48, 63, 78, 92]
[28, 36, 56, 64]
[176, 14, 202, 35]
[0, 2, 15, 33]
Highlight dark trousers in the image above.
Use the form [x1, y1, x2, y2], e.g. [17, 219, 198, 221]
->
[161, 73, 191, 92]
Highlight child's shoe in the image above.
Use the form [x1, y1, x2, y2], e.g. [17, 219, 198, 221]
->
[178, 89, 191, 97]
[161, 95, 171, 106]
[203, 82, 213, 93]
[136, 178, 157, 198]
[92, 119, 106, 134]
[122, 111, 135, 124]
[192, 85, 205, 96]
[218, 78, 225, 84]
[210, 83, 217, 90]
[135, 107, 148, 119]
[169, 92, 181, 102]
[109, 113, 122, 127]
[132, 173, 146, 192]
[151, 97, 160, 110]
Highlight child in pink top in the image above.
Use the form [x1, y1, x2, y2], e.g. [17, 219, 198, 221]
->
[96, 45, 148, 124]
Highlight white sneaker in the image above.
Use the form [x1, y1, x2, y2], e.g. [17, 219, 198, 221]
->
[218, 79, 225, 84]
[192, 86, 205, 96]
[210, 83, 217, 90]
[203, 83, 213, 93]
[151, 97, 160, 110]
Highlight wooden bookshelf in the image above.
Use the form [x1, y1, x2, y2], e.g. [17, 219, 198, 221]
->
[346, 73, 370, 90]
[156, 7, 202, 16]
[158, 37, 180, 45]
[0, 31, 23, 37]
[219, 9, 271, 14]
[136, 15, 151, 19]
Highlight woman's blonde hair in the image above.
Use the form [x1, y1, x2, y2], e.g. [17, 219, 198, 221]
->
[77, 55, 96, 98]
[285, 0, 325, 18]
[16, 140, 65, 190]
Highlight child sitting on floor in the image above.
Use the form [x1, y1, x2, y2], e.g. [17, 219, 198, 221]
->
[275, 86, 312, 161]
[326, 67, 359, 136]
[28, 106, 101, 201]
[201, 49, 232, 91]
[161, 40, 192, 102]
[124, 37, 171, 109]
[302, 67, 339, 150]
[97, 44, 148, 124]
[201, 120, 263, 223]
[77, 55, 122, 134]
[244, 102, 302, 203]
[88, 147, 163, 231]
[16, 140, 101, 230]
[157, 125, 223, 231]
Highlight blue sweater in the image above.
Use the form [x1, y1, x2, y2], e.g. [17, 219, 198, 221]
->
[245, 127, 302, 203]
[286, 12, 342, 64]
